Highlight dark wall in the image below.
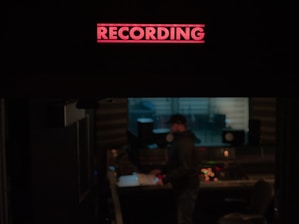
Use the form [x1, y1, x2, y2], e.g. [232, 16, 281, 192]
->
[30, 99, 97, 224]
[5, 98, 98, 224]
[276, 98, 299, 224]
[2, 1, 297, 97]
[5, 99, 32, 224]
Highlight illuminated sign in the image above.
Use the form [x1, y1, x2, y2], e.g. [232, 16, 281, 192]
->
[97, 23, 205, 44]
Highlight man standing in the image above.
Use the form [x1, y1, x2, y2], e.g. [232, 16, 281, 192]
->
[152, 114, 200, 224]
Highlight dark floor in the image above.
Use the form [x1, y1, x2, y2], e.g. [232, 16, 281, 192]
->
[117, 187, 260, 224]
[119, 186, 274, 224]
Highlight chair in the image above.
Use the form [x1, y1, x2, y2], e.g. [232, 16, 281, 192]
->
[217, 179, 274, 224]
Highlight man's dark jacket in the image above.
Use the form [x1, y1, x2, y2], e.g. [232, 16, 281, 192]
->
[162, 130, 200, 193]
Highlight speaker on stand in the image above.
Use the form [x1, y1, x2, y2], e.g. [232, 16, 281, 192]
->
[137, 118, 154, 147]
[222, 129, 245, 146]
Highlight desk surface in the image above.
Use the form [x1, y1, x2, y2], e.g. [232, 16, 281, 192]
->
[107, 171, 275, 224]
[110, 171, 275, 190]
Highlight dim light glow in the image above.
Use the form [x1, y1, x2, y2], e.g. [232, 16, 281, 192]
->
[97, 23, 205, 44]
[224, 149, 229, 158]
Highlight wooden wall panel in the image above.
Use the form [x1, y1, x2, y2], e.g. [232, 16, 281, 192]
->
[95, 98, 128, 151]
[250, 97, 276, 145]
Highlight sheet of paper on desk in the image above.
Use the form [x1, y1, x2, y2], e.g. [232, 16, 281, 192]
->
[117, 173, 159, 187]
[117, 174, 140, 187]
[137, 173, 159, 186]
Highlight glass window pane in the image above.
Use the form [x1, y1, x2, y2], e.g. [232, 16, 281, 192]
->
[128, 97, 249, 145]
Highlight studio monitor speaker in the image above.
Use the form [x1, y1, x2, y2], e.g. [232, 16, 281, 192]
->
[137, 118, 154, 145]
[222, 129, 245, 145]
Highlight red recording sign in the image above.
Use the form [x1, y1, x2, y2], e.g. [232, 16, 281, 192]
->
[97, 23, 205, 43]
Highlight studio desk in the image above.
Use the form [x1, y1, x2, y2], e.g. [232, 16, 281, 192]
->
[107, 170, 275, 224]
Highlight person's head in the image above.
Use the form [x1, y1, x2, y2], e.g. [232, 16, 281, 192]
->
[166, 114, 187, 133]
